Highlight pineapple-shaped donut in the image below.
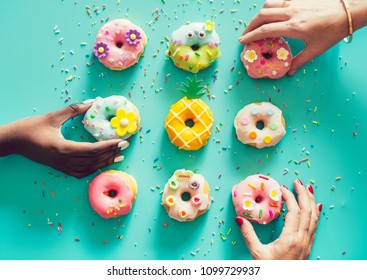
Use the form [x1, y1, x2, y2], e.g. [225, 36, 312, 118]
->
[164, 77, 214, 150]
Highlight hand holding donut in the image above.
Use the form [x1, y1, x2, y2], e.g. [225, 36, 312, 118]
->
[235, 180, 322, 260]
[239, 0, 367, 75]
[0, 103, 128, 178]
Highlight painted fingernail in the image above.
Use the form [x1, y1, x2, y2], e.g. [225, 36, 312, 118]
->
[297, 179, 303, 186]
[282, 185, 288, 190]
[114, 155, 124, 163]
[82, 98, 95, 104]
[235, 217, 244, 227]
[317, 203, 323, 212]
[307, 185, 314, 194]
[118, 141, 129, 150]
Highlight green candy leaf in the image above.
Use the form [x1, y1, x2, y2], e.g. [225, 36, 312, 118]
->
[178, 76, 206, 99]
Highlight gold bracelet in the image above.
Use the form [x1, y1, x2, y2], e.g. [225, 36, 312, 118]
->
[340, 0, 354, 43]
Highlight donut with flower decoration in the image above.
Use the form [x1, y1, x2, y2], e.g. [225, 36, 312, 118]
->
[232, 174, 284, 224]
[93, 19, 147, 70]
[83, 95, 140, 141]
[240, 37, 293, 79]
[167, 21, 221, 73]
[162, 169, 211, 222]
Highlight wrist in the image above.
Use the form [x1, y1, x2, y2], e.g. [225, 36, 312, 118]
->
[0, 121, 23, 157]
[349, 0, 367, 31]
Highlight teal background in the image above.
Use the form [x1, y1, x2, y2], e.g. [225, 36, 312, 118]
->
[0, 0, 366, 260]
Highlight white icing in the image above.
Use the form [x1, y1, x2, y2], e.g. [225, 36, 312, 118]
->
[162, 169, 210, 222]
[171, 22, 220, 47]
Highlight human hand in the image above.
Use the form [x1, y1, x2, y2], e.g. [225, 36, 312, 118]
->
[235, 179, 322, 260]
[3, 103, 129, 178]
[239, 0, 356, 75]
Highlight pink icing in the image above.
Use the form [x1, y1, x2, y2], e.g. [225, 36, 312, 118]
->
[88, 171, 134, 219]
[94, 19, 147, 70]
[232, 174, 284, 224]
[241, 37, 293, 79]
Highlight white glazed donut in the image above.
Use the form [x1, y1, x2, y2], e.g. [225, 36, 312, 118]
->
[161, 169, 211, 222]
[232, 174, 284, 224]
[234, 102, 286, 149]
[83, 95, 140, 141]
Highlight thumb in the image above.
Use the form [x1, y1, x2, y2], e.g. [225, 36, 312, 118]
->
[235, 216, 263, 253]
[288, 47, 320, 76]
[51, 103, 92, 126]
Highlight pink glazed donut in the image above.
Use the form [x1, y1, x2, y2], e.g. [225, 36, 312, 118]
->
[88, 170, 138, 219]
[232, 174, 283, 224]
[241, 37, 292, 79]
[93, 19, 147, 70]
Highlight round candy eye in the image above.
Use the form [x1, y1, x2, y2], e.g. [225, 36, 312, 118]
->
[198, 31, 206, 38]
[189, 180, 200, 189]
[187, 31, 193, 38]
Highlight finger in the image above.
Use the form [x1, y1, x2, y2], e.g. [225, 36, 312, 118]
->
[52, 103, 92, 126]
[61, 139, 126, 157]
[235, 217, 263, 258]
[263, 0, 290, 8]
[293, 180, 312, 236]
[240, 21, 292, 44]
[62, 153, 123, 179]
[278, 186, 300, 237]
[242, 8, 290, 37]
[288, 48, 316, 76]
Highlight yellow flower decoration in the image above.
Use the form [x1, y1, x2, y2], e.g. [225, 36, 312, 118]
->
[242, 198, 255, 211]
[244, 50, 258, 63]
[110, 108, 138, 137]
[269, 188, 282, 202]
[276, 47, 289, 61]
[205, 20, 215, 32]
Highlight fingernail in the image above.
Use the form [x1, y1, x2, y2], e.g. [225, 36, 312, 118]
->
[297, 179, 303, 186]
[317, 203, 323, 212]
[307, 185, 314, 194]
[235, 217, 244, 227]
[282, 185, 288, 190]
[82, 98, 95, 104]
[118, 141, 129, 150]
[114, 155, 124, 163]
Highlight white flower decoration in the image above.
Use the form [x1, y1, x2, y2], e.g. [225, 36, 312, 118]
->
[242, 198, 255, 211]
[276, 47, 289, 61]
[269, 188, 282, 201]
[244, 50, 258, 63]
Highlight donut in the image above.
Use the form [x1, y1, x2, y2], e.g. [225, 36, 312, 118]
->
[165, 97, 214, 150]
[232, 174, 283, 224]
[241, 37, 292, 79]
[93, 19, 147, 70]
[234, 102, 286, 149]
[83, 95, 140, 141]
[88, 170, 137, 219]
[167, 21, 221, 73]
[162, 169, 211, 222]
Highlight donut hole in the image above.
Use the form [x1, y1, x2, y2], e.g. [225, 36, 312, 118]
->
[191, 44, 200, 51]
[256, 120, 265, 130]
[255, 195, 263, 203]
[185, 118, 195, 128]
[104, 190, 118, 198]
[262, 52, 273, 59]
[181, 192, 191, 201]
[116, 42, 123, 48]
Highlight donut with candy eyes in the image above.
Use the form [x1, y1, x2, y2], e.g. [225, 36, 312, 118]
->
[93, 19, 147, 70]
[162, 169, 211, 222]
[241, 37, 293, 79]
[167, 21, 221, 73]
[232, 174, 284, 224]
